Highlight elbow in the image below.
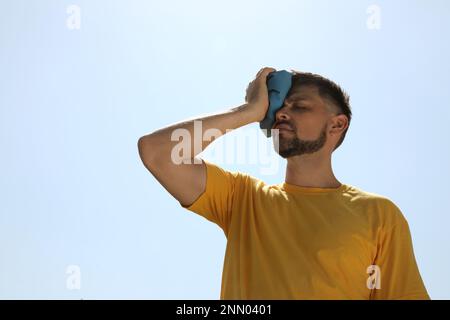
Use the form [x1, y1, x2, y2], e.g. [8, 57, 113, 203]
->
[137, 136, 147, 154]
[137, 136, 155, 168]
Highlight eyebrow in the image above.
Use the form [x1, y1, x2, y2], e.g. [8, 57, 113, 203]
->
[285, 95, 310, 103]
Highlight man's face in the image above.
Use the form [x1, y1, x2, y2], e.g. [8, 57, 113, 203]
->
[272, 85, 335, 159]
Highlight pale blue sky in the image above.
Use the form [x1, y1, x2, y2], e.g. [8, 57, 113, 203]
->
[1, 0, 449, 299]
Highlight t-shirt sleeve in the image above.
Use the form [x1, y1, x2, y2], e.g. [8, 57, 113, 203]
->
[371, 202, 430, 300]
[179, 158, 242, 236]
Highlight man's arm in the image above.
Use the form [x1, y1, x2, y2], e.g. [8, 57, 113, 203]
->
[137, 67, 275, 207]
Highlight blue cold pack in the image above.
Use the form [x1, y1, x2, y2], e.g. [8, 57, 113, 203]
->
[259, 70, 293, 137]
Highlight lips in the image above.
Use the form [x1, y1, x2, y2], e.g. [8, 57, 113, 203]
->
[273, 123, 294, 131]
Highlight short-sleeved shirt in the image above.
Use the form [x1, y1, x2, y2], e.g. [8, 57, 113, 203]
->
[180, 159, 430, 300]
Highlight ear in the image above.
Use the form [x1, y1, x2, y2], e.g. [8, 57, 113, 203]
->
[330, 114, 348, 135]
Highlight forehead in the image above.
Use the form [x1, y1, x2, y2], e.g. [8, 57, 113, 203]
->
[285, 86, 321, 103]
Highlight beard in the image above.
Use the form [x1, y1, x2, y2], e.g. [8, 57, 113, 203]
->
[274, 123, 327, 159]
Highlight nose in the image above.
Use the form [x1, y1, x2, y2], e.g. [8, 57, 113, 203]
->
[275, 105, 290, 123]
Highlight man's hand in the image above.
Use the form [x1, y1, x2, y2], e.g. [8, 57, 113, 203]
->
[244, 67, 277, 122]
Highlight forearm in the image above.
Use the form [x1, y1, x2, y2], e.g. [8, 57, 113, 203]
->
[138, 103, 256, 164]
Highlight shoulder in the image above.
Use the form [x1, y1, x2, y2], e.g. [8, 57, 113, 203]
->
[201, 159, 264, 189]
[345, 184, 408, 229]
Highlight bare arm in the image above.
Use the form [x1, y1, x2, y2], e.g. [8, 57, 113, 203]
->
[137, 67, 276, 207]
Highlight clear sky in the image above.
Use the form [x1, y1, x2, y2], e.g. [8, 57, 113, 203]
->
[1, 0, 449, 299]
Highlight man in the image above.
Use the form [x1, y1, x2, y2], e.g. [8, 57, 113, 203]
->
[138, 67, 429, 300]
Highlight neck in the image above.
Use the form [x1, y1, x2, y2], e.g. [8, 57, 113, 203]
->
[285, 149, 341, 188]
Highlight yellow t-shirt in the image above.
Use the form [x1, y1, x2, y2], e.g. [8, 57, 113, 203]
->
[180, 159, 430, 300]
